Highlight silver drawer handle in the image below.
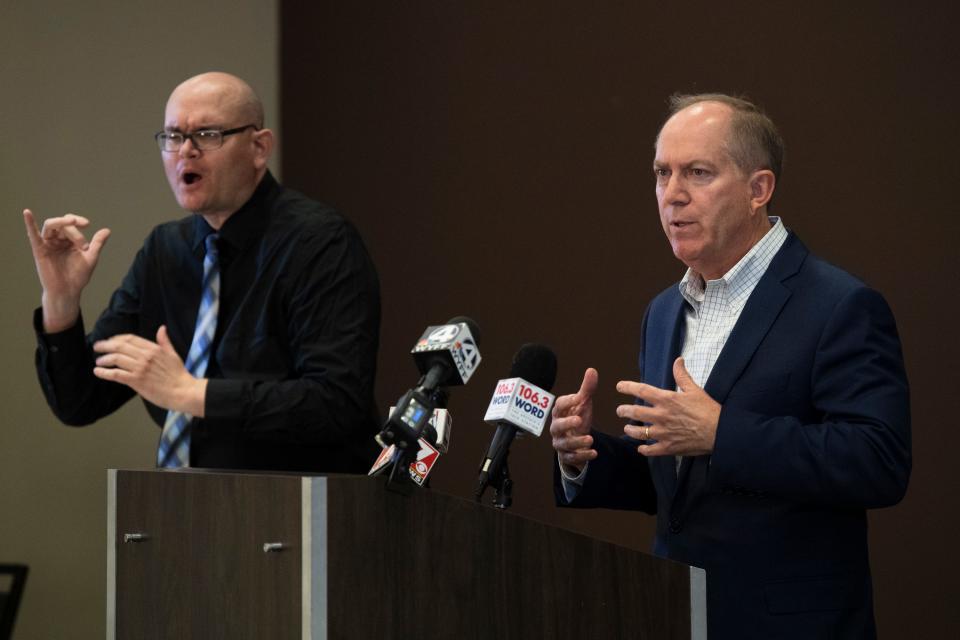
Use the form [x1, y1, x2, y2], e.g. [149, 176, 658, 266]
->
[263, 542, 285, 553]
[123, 533, 148, 543]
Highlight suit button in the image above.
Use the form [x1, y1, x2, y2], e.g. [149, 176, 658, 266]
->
[669, 517, 682, 533]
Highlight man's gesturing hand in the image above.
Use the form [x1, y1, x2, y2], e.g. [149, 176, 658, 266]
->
[93, 326, 207, 416]
[616, 357, 721, 457]
[23, 209, 111, 333]
[550, 367, 600, 472]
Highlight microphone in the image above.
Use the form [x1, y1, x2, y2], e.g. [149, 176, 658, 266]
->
[369, 408, 452, 486]
[475, 344, 557, 506]
[411, 316, 482, 391]
[375, 317, 481, 489]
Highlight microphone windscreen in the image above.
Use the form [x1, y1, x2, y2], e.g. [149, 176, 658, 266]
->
[509, 343, 558, 391]
[446, 315, 482, 347]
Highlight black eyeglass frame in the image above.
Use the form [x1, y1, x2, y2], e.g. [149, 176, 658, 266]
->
[154, 124, 259, 152]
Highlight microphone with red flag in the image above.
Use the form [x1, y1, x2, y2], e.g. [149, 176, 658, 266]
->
[368, 408, 451, 486]
[374, 317, 481, 489]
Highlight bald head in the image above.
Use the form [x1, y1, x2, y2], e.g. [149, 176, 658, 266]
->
[166, 72, 264, 129]
[161, 72, 274, 227]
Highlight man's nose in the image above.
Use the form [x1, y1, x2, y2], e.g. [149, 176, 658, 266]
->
[178, 137, 201, 158]
[660, 175, 689, 206]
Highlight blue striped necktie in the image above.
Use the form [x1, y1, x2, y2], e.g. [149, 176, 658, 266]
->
[157, 233, 220, 468]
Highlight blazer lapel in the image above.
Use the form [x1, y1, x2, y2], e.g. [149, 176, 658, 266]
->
[646, 293, 685, 391]
[644, 291, 686, 500]
[675, 233, 808, 497]
[703, 233, 807, 404]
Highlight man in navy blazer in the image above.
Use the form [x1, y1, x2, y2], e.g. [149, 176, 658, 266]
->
[551, 94, 910, 639]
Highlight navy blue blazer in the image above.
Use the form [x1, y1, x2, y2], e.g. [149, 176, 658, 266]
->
[556, 233, 911, 639]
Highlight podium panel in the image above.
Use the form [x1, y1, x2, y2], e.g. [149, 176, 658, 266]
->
[107, 470, 705, 639]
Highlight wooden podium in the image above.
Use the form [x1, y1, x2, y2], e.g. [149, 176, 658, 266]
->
[107, 469, 705, 639]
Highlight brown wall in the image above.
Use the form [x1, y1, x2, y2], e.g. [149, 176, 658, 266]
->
[280, 2, 960, 635]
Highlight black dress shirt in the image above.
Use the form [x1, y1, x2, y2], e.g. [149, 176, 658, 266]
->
[34, 171, 381, 472]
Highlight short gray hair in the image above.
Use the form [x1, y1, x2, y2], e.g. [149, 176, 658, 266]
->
[660, 93, 784, 194]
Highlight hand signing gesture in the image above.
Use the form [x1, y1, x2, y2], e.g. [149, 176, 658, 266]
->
[23, 209, 111, 332]
[93, 325, 207, 416]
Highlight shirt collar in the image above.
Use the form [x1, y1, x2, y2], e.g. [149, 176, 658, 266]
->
[191, 170, 280, 252]
[678, 216, 788, 308]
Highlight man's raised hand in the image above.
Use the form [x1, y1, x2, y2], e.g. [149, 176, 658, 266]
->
[23, 209, 111, 332]
[550, 367, 600, 473]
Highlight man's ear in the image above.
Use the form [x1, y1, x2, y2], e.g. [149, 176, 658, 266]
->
[749, 169, 776, 212]
[252, 128, 275, 170]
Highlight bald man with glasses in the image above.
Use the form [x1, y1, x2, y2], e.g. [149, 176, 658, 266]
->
[24, 72, 381, 473]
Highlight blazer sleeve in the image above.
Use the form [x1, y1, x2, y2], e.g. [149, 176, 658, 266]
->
[553, 305, 658, 514]
[553, 430, 657, 513]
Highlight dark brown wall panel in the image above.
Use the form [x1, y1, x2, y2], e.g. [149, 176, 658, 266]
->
[280, 2, 960, 635]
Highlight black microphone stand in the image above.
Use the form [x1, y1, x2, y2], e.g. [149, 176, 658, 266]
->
[475, 446, 513, 509]
[490, 451, 513, 509]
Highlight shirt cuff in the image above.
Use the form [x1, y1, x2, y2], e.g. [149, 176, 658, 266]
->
[204, 377, 244, 419]
[33, 307, 86, 358]
[558, 454, 588, 502]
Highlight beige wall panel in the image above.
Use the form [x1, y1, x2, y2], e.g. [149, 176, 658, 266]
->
[0, 1, 278, 637]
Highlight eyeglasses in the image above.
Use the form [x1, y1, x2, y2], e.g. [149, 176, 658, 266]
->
[154, 124, 258, 152]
